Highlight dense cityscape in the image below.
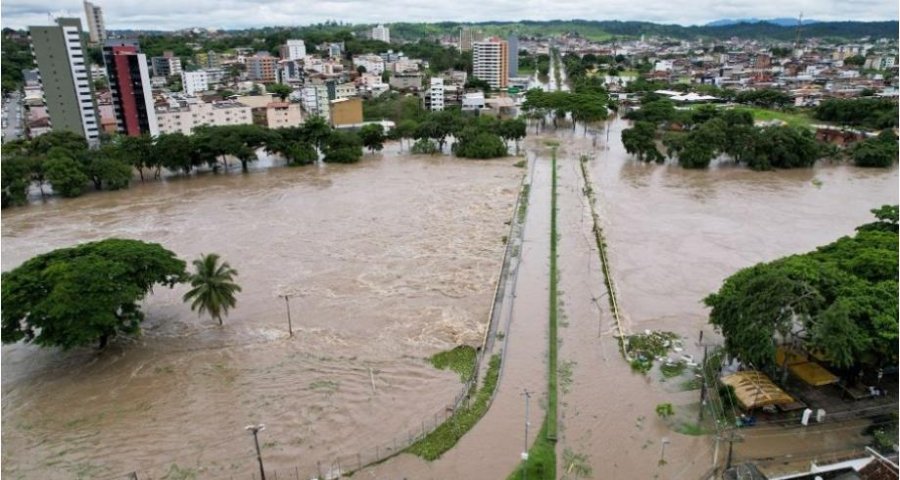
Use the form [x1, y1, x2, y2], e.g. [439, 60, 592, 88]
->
[1, 2, 898, 480]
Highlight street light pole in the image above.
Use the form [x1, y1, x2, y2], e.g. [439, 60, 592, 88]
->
[522, 389, 531, 480]
[279, 295, 293, 337]
[246, 424, 267, 480]
[659, 437, 670, 466]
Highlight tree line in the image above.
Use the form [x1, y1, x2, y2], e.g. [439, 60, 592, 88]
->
[0, 118, 376, 208]
[620, 100, 898, 169]
[521, 89, 612, 131]
[705, 205, 898, 379]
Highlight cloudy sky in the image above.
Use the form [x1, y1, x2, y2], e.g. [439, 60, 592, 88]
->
[2, 0, 897, 30]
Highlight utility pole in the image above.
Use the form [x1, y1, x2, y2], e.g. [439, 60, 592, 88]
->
[726, 430, 742, 470]
[246, 424, 267, 480]
[659, 437, 670, 466]
[279, 295, 293, 337]
[522, 389, 531, 480]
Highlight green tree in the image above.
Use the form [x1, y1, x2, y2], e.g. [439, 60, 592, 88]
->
[86, 145, 132, 190]
[359, 123, 385, 153]
[621, 121, 663, 162]
[183, 253, 242, 326]
[844, 55, 865, 66]
[284, 141, 318, 166]
[394, 119, 419, 151]
[453, 128, 508, 159]
[45, 150, 89, 198]
[153, 132, 195, 175]
[704, 207, 899, 376]
[1, 239, 186, 349]
[411, 138, 439, 154]
[322, 130, 363, 163]
[266, 83, 293, 101]
[851, 131, 897, 168]
[1, 154, 32, 208]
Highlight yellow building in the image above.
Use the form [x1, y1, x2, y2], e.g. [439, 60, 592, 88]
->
[329, 98, 363, 126]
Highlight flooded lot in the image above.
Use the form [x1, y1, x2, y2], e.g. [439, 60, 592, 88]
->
[1, 150, 522, 479]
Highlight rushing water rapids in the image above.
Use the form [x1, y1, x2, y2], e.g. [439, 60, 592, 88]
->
[1, 150, 522, 479]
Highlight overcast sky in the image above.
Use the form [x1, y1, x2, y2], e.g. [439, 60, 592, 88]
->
[2, 0, 897, 31]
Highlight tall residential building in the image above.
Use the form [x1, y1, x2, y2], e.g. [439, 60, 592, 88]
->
[372, 24, 390, 43]
[151, 51, 182, 77]
[459, 27, 483, 52]
[182, 71, 209, 96]
[103, 39, 159, 136]
[472, 38, 509, 90]
[507, 35, 519, 77]
[301, 84, 330, 120]
[247, 53, 277, 83]
[83, 1, 106, 44]
[195, 50, 220, 68]
[280, 39, 306, 60]
[428, 77, 444, 111]
[29, 18, 100, 145]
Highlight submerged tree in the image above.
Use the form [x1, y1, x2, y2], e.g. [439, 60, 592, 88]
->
[704, 206, 899, 376]
[183, 254, 242, 326]
[1, 239, 186, 349]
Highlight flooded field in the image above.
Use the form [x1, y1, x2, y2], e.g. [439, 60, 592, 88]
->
[591, 117, 899, 342]
[1, 149, 522, 479]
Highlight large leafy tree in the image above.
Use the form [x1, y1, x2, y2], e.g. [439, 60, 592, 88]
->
[622, 121, 664, 163]
[44, 149, 89, 198]
[705, 206, 899, 377]
[183, 254, 242, 325]
[1, 239, 186, 349]
[359, 123, 385, 153]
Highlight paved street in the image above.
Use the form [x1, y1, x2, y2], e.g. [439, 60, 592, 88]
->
[2, 91, 24, 143]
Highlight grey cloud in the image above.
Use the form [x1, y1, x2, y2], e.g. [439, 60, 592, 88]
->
[2, 0, 897, 30]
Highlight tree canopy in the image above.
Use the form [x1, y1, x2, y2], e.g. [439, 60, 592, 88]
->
[704, 206, 899, 374]
[1, 239, 186, 349]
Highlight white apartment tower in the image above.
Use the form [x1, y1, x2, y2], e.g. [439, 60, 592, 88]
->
[372, 24, 390, 43]
[181, 71, 209, 96]
[83, 1, 106, 44]
[429, 78, 444, 111]
[282, 39, 306, 60]
[472, 38, 509, 90]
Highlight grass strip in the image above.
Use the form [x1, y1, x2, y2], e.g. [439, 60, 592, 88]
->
[547, 147, 559, 441]
[428, 345, 477, 382]
[406, 354, 501, 460]
[506, 418, 557, 480]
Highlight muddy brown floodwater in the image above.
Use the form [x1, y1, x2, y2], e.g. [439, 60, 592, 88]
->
[554, 116, 896, 479]
[1, 148, 522, 479]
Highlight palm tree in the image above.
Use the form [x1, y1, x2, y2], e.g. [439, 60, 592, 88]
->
[183, 254, 242, 325]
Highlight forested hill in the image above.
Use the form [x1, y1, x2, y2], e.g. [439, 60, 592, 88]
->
[388, 20, 899, 42]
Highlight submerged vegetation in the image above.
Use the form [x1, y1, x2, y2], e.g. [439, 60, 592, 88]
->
[407, 354, 501, 460]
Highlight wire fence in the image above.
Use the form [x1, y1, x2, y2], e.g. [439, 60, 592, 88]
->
[109, 163, 533, 480]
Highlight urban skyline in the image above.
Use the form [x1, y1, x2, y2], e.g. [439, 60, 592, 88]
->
[2, 0, 898, 31]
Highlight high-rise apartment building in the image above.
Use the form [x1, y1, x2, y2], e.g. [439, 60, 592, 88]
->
[247, 53, 277, 83]
[507, 35, 519, 77]
[459, 27, 484, 52]
[428, 77, 444, 111]
[29, 18, 100, 145]
[182, 71, 209, 96]
[83, 1, 106, 44]
[280, 39, 306, 60]
[151, 51, 182, 78]
[372, 24, 390, 43]
[103, 39, 159, 136]
[472, 38, 509, 90]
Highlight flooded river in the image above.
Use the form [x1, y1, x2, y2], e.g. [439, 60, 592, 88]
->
[1, 149, 522, 479]
[2, 112, 896, 480]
